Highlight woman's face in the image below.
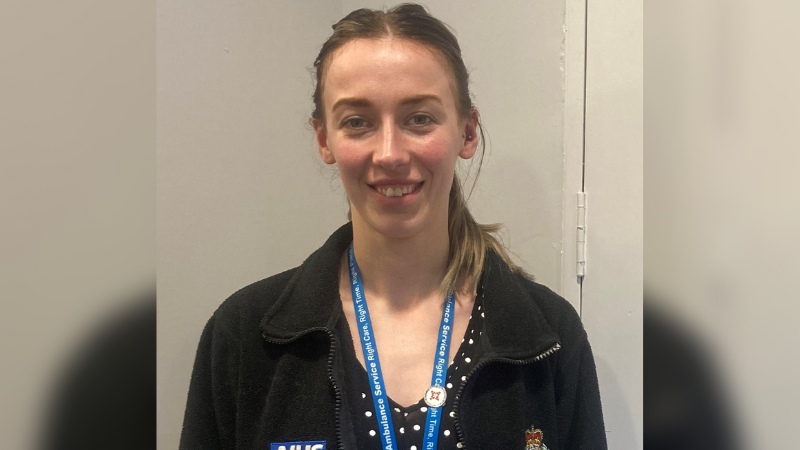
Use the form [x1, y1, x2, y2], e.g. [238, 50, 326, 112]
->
[313, 38, 479, 240]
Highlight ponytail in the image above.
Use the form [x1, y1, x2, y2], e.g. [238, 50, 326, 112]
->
[442, 174, 532, 296]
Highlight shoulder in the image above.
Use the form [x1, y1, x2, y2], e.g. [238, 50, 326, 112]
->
[208, 267, 301, 336]
[482, 247, 584, 340]
[518, 277, 583, 332]
[514, 275, 588, 347]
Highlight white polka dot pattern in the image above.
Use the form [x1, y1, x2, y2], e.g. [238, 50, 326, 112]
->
[350, 290, 486, 449]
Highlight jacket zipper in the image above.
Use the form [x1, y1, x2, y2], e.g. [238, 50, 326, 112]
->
[451, 342, 561, 449]
[324, 330, 345, 450]
[261, 328, 345, 450]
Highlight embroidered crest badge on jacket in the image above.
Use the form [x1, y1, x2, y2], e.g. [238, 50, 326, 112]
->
[525, 426, 548, 450]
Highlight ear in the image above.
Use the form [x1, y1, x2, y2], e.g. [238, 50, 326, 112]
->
[313, 118, 336, 164]
[458, 107, 480, 160]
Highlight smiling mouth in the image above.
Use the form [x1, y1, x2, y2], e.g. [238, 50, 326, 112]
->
[370, 182, 423, 197]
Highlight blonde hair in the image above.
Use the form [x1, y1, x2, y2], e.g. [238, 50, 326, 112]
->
[312, 3, 532, 294]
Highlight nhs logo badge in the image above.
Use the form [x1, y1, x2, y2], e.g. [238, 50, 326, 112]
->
[270, 441, 326, 450]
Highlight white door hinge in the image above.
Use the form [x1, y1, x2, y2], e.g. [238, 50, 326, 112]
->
[577, 192, 586, 278]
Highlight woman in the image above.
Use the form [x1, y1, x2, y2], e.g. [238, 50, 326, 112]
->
[180, 4, 606, 450]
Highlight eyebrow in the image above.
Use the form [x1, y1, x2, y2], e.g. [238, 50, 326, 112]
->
[330, 94, 444, 114]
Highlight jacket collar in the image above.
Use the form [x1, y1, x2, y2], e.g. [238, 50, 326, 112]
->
[260, 222, 560, 359]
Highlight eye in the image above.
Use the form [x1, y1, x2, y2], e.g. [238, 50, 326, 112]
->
[342, 117, 368, 129]
[410, 114, 433, 126]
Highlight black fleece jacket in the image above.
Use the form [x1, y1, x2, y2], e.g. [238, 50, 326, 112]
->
[180, 223, 607, 450]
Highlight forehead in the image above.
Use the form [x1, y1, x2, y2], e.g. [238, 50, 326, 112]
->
[322, 38, 457, 112]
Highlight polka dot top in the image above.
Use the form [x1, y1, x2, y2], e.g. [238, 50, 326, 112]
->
[339, 292, 486, 450]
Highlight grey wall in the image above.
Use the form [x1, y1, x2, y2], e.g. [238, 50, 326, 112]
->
[157, 1, 572, 448]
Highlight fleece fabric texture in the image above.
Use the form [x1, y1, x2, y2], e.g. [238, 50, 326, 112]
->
[179, 223, 608, 450]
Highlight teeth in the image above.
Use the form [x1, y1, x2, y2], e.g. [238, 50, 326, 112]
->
[376, 184, 418, 197]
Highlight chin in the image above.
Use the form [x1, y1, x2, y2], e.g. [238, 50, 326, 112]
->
[371, 217, 424, 240]
[356, 211, 428, 241]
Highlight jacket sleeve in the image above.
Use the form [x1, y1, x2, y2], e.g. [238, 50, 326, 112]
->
[556, 331, 608, 450]
[179, 308, 241, 450]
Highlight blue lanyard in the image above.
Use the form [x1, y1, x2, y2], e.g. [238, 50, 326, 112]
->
[348, 243, 455, 450]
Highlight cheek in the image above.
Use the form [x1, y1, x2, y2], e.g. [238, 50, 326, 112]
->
[416, 134, 459, 174]
[330, 143, 369, 184]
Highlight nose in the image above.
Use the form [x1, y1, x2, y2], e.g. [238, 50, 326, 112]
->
[373, 123, 410, 170]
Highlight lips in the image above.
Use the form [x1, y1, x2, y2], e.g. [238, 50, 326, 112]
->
[369, 181, 423, 198]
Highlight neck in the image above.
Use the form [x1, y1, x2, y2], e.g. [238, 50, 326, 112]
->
[348, 218, 450, 311]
